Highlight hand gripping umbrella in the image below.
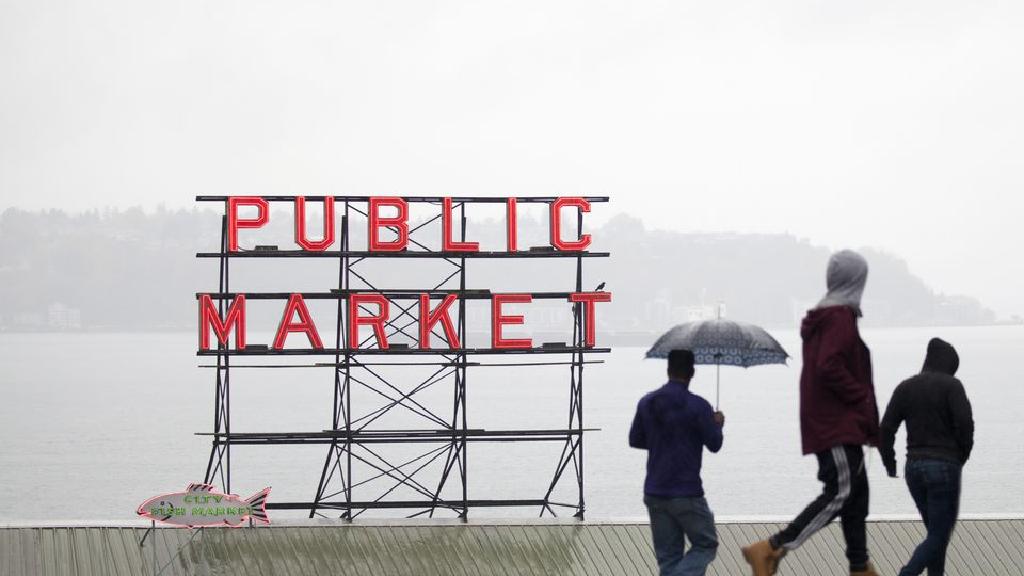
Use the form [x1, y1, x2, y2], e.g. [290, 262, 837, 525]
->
[645, 319, 789, 410]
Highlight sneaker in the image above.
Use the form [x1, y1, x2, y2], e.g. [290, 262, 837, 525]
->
[850, 563, 879, 576]
[741, 540, 786, 576]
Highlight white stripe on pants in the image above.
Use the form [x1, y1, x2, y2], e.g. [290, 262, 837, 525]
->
[784, 446, 852, 550]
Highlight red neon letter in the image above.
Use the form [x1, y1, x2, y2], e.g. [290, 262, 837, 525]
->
[349, 293, 390, 349]
[198, 294, 246, 350]
[569, 291, 612, 347]
[419, 294, 461, 349]
[442, 197, 479, 252]
[227, 197, 269, 252]
[273, 294, 323, 349]
[368, 197, 409, 252]
[294, 196, 335, 251]
[491, 294, 533, 349]
[506, 197, 518, 252]
[549, 197, 592, 251]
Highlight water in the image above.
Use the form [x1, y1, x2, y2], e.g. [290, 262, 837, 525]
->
[1, 326, 1022, 522]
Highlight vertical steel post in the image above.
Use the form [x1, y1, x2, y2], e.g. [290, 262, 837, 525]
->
[459, 201, 469, 520]
[204, 214, 230, 491]
[344, 201, 353, 521]
[310, 206, 349, 518]
[224, 213, 231, 495]
[574, 206, 585, 519]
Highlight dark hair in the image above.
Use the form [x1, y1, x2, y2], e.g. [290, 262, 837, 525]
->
[667, 349, 695, 379]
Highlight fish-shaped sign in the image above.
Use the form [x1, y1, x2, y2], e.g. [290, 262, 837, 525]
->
[137, 483, 271, 528]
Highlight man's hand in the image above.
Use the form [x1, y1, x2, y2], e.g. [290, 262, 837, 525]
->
[713, 411, 725, 426]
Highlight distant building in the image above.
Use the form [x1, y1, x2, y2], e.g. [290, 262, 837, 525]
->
[47, 303, 82, 330]
[684, 303, 725, 322]
[13, 312, 44, 329]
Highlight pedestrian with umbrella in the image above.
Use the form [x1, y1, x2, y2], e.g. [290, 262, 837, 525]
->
[634, 308, 789, 575]
[629, 349, 725, 576]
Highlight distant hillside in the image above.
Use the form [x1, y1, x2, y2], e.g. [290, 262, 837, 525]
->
[588, 214, 996, 332]
[0, 208, 997, 332]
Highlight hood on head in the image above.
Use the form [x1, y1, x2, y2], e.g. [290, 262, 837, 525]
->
[923, 337, 959, 376]
[817, 250, 869, 316]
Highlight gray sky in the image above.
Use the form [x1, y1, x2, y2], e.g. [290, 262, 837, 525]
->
[2, 1, 1023, 317]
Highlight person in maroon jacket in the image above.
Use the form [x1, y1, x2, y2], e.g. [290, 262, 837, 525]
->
[742, 250, 881, 576]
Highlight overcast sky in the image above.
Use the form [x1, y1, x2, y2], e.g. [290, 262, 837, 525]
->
[2, 1, 1023, 317]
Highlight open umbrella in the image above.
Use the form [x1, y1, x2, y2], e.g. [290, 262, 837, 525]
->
[645, 318, 789, 409]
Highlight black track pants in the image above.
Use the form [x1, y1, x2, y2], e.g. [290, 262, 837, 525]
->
[771, 444, 870, 570]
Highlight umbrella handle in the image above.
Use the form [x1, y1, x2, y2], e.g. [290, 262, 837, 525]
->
[715, 359, 721, 411]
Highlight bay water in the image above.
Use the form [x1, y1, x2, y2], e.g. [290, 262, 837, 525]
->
[1, 326, 1021, 522]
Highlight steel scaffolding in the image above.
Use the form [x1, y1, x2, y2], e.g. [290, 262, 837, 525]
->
[196, 196, 610, 520]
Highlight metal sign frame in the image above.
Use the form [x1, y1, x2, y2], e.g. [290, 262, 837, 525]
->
[195, 196, 610, 520]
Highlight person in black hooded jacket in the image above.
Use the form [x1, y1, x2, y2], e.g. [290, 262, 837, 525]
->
[880, 337, 974, 576]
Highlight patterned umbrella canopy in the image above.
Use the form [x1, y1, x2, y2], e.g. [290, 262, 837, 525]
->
[645, 319, 789, 409]
[645, 319, 789, 367]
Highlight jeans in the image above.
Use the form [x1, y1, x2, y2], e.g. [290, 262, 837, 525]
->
[644, 494, 718, 576]
[899, 459, 962, 576]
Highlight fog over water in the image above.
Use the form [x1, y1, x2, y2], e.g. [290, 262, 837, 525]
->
[1, 327, 1021, 522]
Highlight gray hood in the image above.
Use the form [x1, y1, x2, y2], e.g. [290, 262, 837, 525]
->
[816, 250, 869, 316]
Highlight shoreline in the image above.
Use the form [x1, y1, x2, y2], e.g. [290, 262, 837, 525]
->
[5, 512, 1024, 528]
[2, 322, 1022, 337]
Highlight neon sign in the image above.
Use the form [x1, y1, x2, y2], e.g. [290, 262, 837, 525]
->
[137, 483, 271, 528]
[192, 194, 610, 519]
[197, 196, 612, 353]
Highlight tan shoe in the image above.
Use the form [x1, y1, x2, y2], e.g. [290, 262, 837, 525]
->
[741, 540, 786, 576]
[850, 563, 879, 576]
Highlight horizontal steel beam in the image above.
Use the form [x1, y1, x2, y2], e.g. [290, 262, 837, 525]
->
[196, 347, 610, 356]
[196, 250, 609, 259]
[196, 360, 605, 368]
[196, 290, 604, 300]
[196, 195, 609, 203]
[198, 428, 597, 445]
[209, 437, 577, 445]
[268, 499, 557, 511]
[199, 428, 596, 439]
